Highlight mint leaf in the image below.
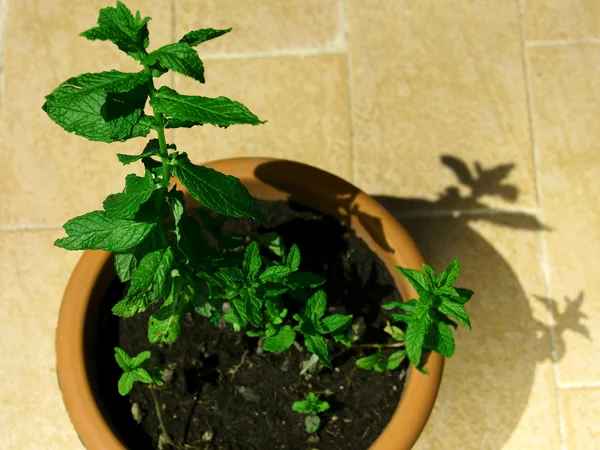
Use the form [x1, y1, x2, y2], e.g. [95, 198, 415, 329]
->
[144, 43, 205, 83]
[117, 139, 162, 165]
[436, 258, 460, 287]
[405, 313, 432, 369]
[395, 266, 429, 295]
[112, 247, 174, 317]
[55, 211, 156, 252]
[264, 325, 296, 353]
[80, 1, 150, 60]
[423, 264, 436, 285]
[148, 277, 187, 343]
[286, 272, 326, 289]
[381, 300, 417, 313]
[114, 347, 132, 370]
[243, 242, 261, 279]
[306, 291, 327, 322]
[172, 152, 265, 222]
[319, 314, 352, 334]
[286, 244, 301, 271]
[356, 351, 381, 371]
[150, 86, 265, 128]
[130, 351, 151, 368]
[454, 287, 474, 304]
[425, 321, 455, 357]
[292, 392, 330, 415]
[118, 372, 135, 395]
[259, 265, 293, 283]
[438, 300, 471, 329]
[131, 368, 153, 384]
[387, 350, 406, 370]
[229, 297, 248, 329]
[305, 415, 321, 434]
[179, 28, 231, 46]
[42, 70, 151, 142]
[114, 253, 137, 282]
[103, 170, 156, 219]
[258, 232, 285, 258]
[304, 334, 331, 369]
[241, 287, 263, 328]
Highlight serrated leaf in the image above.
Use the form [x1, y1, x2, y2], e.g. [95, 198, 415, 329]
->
[306, 291, 327, 323]
[241, 287, 263, 328]
[179, 28, 231, 46]
[130, 351, 151, 368]
[292, 392, 329, 415]
[405, 313, 432, 368]
[80, 1, 150, 60]
[425, 321, 455, 357]
[55, 211, 156, 252]
[263, 325, 296, 353]
[176, 215, 212, 270]
[148, 277, 187, 344]
[229, 297, 248, 329]
[436, 258, 460, 287]
[243, 242, 261, 279]
[143, 43, 205, 83]
[381, 299, 417, 313]
[114, 253, 137, 282]
[118, 372, 135, 396]
[42, 70, 151, 142]
[454, 287, 474, 304]
[320, 314, 352, 334]
[259, 265, 293, 283]
[304, 334, 331, 369]
[150, 86, 265, 128]
[103, 170, 156, 219]
[172, 152, 265, 223]
[395, 265, 429, 295]
[387, 350, 406, 370]
[131, 368, 153, 384]
[355, 352, 381, 371]
[117, 139, 161, 165]
[112, 247, 174, 317]
[286, 244, 301, 271]
[423, 264, 437, 285]
[114, 347, 132, 371]
[438, 300, 471, 329]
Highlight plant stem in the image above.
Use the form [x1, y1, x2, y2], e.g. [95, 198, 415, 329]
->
[147, 77, 171, 185]
[149, 386, 177, 447]
[348, 342, 406, 349]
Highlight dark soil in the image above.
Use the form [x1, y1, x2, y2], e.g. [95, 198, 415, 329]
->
[94, 200, 407, 450]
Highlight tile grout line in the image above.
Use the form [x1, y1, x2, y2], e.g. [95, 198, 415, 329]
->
[339, 0, 356, 184]
[517, 2, 567, 448]
[202, 47, 345, 62]
[527, 37, 600, 48]
[387, 206, 540, 220]
[558, 381, 600, 390]
[0, 225, 62, 232]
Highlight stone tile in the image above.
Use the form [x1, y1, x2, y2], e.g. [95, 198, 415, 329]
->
[173, 55, 352, 180]
[347, 0, 536, 211]
[524, 0, 600, 41]
[371, 200, 559, 448]
[0, 231, 82, 449]
[529, 45, 600, 385]
[561, 388, 600, 448]
[176, 0, 342, 56]
[0, 0, 172, 227]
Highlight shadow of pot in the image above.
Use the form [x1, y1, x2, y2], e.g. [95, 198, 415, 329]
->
[55, 158, 443, 450]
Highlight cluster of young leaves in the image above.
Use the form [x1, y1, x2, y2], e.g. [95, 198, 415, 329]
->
[355, 321, 406, 373]
[357, 259, 473, 373]
[114, 347, 164, 395]
[292, 392, 330, 433]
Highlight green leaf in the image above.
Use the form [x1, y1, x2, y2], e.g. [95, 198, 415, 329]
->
[114, 347, 132, 371]
[257, 232, 285, 258]
[405, 313, 432, 368]
[148, 277, 187, 344]
[112, 247, 174, 317]
[381, 299, 417, 313]
[384, 322, 405, 342]
[42, 70, 151, 142]
[55, 211, 156, 252]
[305, 415, 321, 434]
[436, 258, 460, 287]
[263, 325, 296, 353]
[143, 43, 205, 83]
[423, 264, 437, 285]
[259, 265, 293, 283]
[395, 266, 429, 295]
[241, 287, 263, 328]
[305, 291, 327, 323]
[229, 297, 248, 329]
[355, 352, 381, 371]
[172, 153, 265, 222]
[454, 287, 474, 304]
[286, 244, 301, 271]
[387, 350, 406, 370]
[292, 392, 329, 415]
[114, 253, 137, 282]
[117, 139, 162, 165]
[243, 242, 262, 279]
[438, 300, 471, 329]
[286, 272, 326, 289]
[179, 28, 231, 46]
[130, 350, 151, 368]
[118, 372, 135, 395]
[176, 215, 212, 270]
[131, 368, 154, 384]
[320, 314, 352, 334]
[304, 334, 331, 369]
[425, 322, 455, 357]
[150, 86, 265, 128]
[80, 1, 150, 60]
[103, 170, 156, 219]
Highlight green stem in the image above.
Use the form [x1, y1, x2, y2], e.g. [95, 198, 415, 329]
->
[149, 386, 177, 447]
[347, 342, 406, 350]
[147, 77, 171, 185]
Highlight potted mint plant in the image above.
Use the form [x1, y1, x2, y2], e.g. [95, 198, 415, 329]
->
[49, 3, 473, 450]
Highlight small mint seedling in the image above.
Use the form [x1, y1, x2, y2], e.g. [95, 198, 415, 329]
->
[292, 392, 330, 433]
[114, 347, 164, 395]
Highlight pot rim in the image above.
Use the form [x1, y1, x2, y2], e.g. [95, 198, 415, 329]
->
[56, 157, 443, 450]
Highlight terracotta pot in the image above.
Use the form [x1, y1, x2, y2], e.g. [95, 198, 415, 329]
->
[56, 157, 443, 450]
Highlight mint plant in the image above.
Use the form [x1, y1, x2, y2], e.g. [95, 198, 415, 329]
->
[46, 1, 474, 444]
[292, 392, 330, 433]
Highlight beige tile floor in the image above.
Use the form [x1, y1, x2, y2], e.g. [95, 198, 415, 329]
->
[0, 1, 598, 449]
